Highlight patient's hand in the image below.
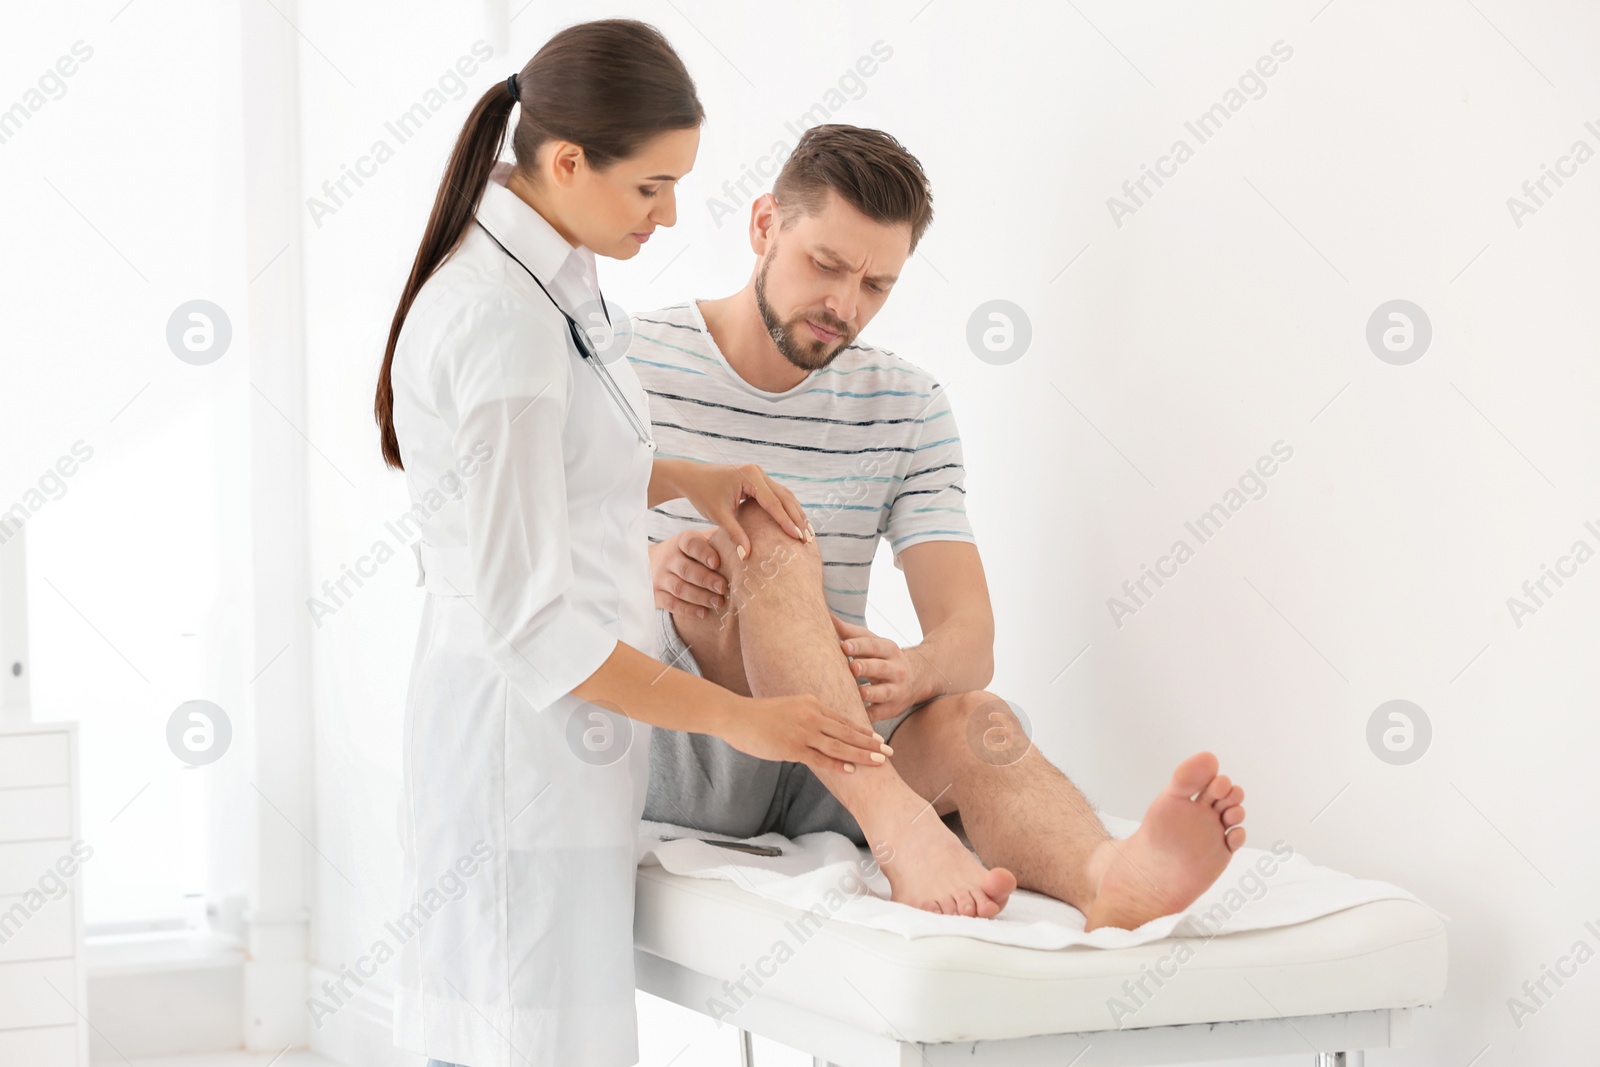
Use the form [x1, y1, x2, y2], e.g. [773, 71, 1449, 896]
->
[832, 615, 917, 722]
[651, 529, 726, 619]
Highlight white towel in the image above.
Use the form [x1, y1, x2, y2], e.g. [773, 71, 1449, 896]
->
[637, 814, 1436, 950]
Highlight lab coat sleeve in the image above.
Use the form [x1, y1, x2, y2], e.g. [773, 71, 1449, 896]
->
[441, 296, 620, 712]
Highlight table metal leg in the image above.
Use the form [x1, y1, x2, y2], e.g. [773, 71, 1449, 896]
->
[1314, 1054, 1365, 1066]
[738, 1028, 754, 1067]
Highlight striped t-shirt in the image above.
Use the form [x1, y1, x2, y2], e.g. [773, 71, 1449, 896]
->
[626, 300, 974, 624]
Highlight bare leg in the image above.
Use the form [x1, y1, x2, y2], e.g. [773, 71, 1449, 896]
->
[670, 502, 1017, 917]
[889, 690, 1248, 930]
[888, 691, 1110, 908]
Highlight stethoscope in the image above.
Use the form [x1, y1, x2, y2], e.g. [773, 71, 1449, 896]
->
[474, 219, 656, 451]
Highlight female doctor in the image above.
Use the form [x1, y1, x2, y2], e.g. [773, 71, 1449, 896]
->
[371, 20, 892, 1067]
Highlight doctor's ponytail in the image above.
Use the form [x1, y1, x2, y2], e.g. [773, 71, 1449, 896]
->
[374, 19, 705, 470]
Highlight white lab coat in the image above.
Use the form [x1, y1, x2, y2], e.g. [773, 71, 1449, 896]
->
[388, 169, 656, 1067]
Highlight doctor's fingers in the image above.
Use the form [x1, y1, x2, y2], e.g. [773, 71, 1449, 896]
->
[678, 529, 722, 572]
[738, 467, 810, 542]
[814, 709, 894, 754]
[802, 724, 894, 775]
[658, 590, 712, 619]
[662, 571, 723, 613]
[764, 476, 811, 542]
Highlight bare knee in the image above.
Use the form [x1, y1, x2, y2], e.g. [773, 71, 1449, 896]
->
[708, 499, 821, 605]
[679, 502, 819, 677]
[927, 690, 1032, 769]
[924, 689, 1001, 727]
[890, 690, 1003, 813]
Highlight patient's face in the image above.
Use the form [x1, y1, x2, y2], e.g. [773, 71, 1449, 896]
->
[753, 190, 910, 371]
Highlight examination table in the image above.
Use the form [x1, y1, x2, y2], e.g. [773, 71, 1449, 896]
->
[633, 822, 1448, 1067]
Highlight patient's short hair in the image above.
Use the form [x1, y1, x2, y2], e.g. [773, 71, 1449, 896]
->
[773, 124, 934, 252]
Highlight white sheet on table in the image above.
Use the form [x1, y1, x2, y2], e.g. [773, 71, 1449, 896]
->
[637, 814, 1435, 950]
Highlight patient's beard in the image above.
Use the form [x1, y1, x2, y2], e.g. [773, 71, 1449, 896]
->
[754, 249, 855, 372]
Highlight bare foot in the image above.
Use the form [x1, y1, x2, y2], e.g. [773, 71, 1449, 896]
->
[1082, 752, 1246, 932]
[862, 792, 1018, 918]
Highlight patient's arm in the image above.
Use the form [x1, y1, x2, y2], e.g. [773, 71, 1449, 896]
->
[892, 541, 997, 703]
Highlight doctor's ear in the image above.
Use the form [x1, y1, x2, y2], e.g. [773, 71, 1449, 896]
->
[540, 140, 590, 187]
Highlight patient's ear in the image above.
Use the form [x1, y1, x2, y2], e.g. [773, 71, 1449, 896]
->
[749, 193, 780, 254]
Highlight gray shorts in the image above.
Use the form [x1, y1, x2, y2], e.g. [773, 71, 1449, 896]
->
[642, 609, 923, 846]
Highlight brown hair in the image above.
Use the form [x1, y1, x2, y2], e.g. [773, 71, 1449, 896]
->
[771, 124, 934, 254]
[374, 19, 704, 469]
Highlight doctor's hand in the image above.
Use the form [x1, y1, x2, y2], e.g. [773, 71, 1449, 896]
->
[650, 530, 725, 619]
[673, 461, 812, 562]
[833, 615, 919, 723]
[718, 693, 894, 776]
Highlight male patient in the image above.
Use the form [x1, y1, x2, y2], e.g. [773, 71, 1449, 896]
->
[633, 124, 1246, 927]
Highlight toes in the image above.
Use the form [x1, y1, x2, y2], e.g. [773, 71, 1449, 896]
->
[984, 866, 1018, 905]
[1221, 804, 1245, 828]
[1224, 825, 1247, 851]
[1213, 784, 1244, 811]
[955, 890, 978, 918]
[973, 889, 1001, 919]
[1202, 774, 1232, 804]
[1169, 752, 1219, 798]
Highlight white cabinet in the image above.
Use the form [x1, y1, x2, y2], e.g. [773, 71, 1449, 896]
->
[0, 719, 87, 1066]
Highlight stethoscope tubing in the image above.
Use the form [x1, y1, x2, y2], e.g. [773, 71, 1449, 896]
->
[473, 219, 656, 450]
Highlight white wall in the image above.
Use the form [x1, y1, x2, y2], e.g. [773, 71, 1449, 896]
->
[0, 0, 257, 933]
[10, 0, 1590, 1062]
